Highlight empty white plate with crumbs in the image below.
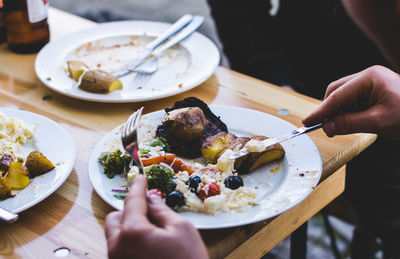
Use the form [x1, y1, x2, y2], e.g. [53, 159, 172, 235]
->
[35, 20, 220, 103]
[88, 106, 322, 229]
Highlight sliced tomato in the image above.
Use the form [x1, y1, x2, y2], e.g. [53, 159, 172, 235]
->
[171, 158, 194, 175]
[148, 189, 164, 198]
[141, 154, 176, 167]
[198, 182, 220, 201]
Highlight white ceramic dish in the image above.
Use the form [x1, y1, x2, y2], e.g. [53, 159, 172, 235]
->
[0, 108, 76, 213]
[35, 20, 220, 103]
[88, 106, 322, 229]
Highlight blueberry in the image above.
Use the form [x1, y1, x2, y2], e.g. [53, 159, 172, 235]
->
[187, 176, 201, 193]
[165, 191, 185, 211]
[224, 176, 244, 190]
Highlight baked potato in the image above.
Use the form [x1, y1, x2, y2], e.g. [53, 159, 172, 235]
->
[162, 107, 206, 140]
[0, 154, 13, 173]
[236, 136, 285, 174]
[7, 161, 29, 190]
[67, 60, 89, 81]
[25, 151, 55, 177]
[217, 136, 251, 169]
[79, 69, 122, 93]
[201, 132, 237, 163]
[0, 175, 11, 199]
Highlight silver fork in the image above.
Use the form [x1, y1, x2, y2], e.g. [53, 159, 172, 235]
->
[132, 58, 158, 89]
[132, 15, 205, 89]
[121, 107, 145, 176]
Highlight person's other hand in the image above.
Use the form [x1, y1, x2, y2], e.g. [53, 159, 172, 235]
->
[105, 175, 208, 259]
[281, 85, 296, 91]
[303, 65, 400, 139]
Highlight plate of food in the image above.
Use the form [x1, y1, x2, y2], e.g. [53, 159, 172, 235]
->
[35, 20, 220, 103]
[0, 108, 76, 214]
[88, 98, 322, 229]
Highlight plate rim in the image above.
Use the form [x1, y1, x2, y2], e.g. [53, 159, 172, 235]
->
[0, 107, 76, 213]
[34, 20, 221, 103]
[89, 105, 322, 229]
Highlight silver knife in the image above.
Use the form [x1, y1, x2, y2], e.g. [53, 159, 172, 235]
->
[229, 122, 324, 160]
[0, 207, 18, 223]
[112, 14, 193, 78]
[149, 15, 205, 58]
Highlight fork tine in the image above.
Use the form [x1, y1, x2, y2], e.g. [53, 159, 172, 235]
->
[121, 106, 144, 176]
[134, 106, 144, 130]
[122, 110, 137, 139]
[134, 73, 148, 89]
[138, 74, 151, 89]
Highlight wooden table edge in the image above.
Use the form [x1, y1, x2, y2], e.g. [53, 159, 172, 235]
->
[225, 165, 346, 259]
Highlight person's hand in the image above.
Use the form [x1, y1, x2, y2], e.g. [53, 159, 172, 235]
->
[281, 85, 296, 91]
[105, 175, 208, 259]
[303, 65, 400, 139]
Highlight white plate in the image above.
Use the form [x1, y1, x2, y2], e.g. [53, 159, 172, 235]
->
[0, 108, 76, 213]
[35, 20, 220, 103]
[89, 106, 322, 229]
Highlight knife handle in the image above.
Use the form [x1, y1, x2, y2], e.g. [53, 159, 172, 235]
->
[0, 207, 18, 223]
[145, 14, 193, 51]
[153, 15, 205, 57]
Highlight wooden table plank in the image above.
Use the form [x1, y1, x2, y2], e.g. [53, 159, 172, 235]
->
[0, 7, 376, 259]
[225, 166, 346, 259]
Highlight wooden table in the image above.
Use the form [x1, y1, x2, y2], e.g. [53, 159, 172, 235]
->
[0, 8, 376, 259]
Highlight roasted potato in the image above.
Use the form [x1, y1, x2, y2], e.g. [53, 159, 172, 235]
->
[0, 175, 11, 199]
[217, 136, 251, 169]
[201, 132, 237, 163]
[67, 60, 89, 81]
[25, 151, 55, 177]
[162, 107, 206, 140]
[0, 154, 13, 172]
[236, 136, 285, 174]
[79, 69, 123, 93]
[7, 161, 29, 190]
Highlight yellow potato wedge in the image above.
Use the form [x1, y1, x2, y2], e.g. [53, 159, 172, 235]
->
[67, 60, 89, 81]
[237, 136, 285, 174]
[79, 70, 123, 93]
[201, 132, 237, 163]
[217, 136, 251, 169]
[7, 161, 29, 190]
[25, 151, 55, 178]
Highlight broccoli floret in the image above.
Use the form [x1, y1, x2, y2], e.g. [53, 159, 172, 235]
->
[138, 149, 150, 157]
[145, 164, 176, 194]
[149, 137, 170, 152]
[99, 149, 132, 178]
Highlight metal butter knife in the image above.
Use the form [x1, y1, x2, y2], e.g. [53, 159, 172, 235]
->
[0, 207, 18, 223]
[230, 122, 324, 160]
[112, 14, 193, 78]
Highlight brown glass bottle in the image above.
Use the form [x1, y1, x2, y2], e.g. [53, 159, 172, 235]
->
[0, 0, 5, 43]
[4, 0, 50, 53]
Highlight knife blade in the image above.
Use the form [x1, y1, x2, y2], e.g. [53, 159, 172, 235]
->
[111, 14, 193, 78]
[229, 122, 324, 160]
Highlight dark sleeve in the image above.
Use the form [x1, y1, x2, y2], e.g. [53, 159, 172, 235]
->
[206, 0, 304, 91]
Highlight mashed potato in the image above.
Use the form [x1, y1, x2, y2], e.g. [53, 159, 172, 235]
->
[0, 112, 34, 158]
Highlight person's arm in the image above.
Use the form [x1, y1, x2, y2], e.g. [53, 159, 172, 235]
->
[303, 65, 400, 139]
[342, 0, 400, 72]
[105, 175, 208, 259]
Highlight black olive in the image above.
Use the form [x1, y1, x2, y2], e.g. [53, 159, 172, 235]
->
[187, 176, 201, 193]
[224, 176, 244, 190]
[165, 191, 185, 211]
